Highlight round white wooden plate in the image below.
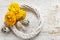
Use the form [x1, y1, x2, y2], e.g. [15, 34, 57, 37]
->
[11, 5, 42, 39]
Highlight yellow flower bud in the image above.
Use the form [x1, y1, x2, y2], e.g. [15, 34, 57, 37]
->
[8, 2, 20, 14]
[5, 11, 16, 26]
[16, 9, 26, 21]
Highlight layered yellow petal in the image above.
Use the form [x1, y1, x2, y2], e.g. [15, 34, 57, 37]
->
[5, 11, 16, 26]
[16, 9, 26, 21]
[8, 2, 20, 14]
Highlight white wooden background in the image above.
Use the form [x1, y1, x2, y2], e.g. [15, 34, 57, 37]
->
[0, 0, 60, 40]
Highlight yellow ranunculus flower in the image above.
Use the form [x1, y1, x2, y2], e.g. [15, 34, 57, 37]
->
[4, 2, 26, 27]
[8, 2, 20, 14]
[5, 11, 16, 26]
[16, 9, 26, 21]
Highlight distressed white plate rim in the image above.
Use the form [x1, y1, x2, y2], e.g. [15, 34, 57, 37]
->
[11, 4, 43, 39]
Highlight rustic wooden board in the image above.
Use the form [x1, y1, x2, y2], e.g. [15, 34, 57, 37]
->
[0, 0, 60, 40]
